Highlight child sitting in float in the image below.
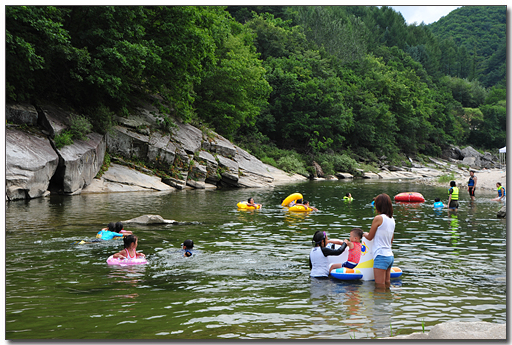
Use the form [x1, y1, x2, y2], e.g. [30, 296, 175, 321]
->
[97, 222, 124, 240]
[112, 235, 145, 260]
[246, 197, 262, 208]
[341, 228, 363, 269]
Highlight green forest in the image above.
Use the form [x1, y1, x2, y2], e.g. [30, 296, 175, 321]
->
[6, 6, 506, 176]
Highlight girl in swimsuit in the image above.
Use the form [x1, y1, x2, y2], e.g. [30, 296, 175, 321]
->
[112, 235, 145, 260]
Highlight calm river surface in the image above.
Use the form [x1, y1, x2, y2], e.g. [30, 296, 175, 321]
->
[5, 179, 506, 339]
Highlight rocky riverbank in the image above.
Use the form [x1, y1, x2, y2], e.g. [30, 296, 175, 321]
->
[6, 102, 506, 204]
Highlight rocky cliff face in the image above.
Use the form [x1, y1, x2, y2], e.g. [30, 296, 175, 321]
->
[6, 102, 304, 200]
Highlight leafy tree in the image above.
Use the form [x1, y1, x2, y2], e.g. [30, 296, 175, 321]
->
[194, 16, 271, 138]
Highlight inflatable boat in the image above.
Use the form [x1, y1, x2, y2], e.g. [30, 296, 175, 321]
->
[327, 238, 402, 281]
[394, 192, 425, 203]
[281, 193, 303, 207]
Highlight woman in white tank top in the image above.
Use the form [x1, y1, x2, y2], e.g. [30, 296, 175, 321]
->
[363, 193, 395, 288]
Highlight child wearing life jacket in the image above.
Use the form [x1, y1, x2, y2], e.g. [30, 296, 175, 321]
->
[493, 182, 506, 202]
[343, 193, 353, 202]
[112, 235, 145, 260]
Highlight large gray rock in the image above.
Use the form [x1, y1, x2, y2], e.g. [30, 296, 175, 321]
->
[336, 172, 354, 179]
[197, 150, 220, 185]
[186, 160, 208, 189]
[171, 120, 203, 154]
[217, 155, 239, 185]
[209, 135, 237, 158]
[384, 321, 505, 340]
[147, 131, 176, 168]
[122, 214, 176, 225]
[6, 103, 38, 126]
[6, 128, 59, 200]
[95, 163, 174, 192]
[54, 132, 106, 194]
[497, 205, 506, 218]
[462, 156, 480, 169]
[107, 125, 150, 160]
[37, 104, 71, 137]
[461, 146, 483, 159]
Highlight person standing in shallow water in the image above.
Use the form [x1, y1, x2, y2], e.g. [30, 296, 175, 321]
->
[363, 193, 395, 289]
[468, 170, 477, 201]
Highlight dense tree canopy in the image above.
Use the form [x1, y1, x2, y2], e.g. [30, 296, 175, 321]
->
[6, 5, 506, 174]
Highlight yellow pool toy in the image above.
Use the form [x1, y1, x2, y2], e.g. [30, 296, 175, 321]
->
[237, 201, 261, 210]
[281, 193, 303, 207]
[288, 205, 314, 212]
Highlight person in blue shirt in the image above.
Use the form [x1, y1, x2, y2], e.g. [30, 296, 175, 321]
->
[97, 222, 124, 240]
[433, 198, 445, 208]
[492, 182, 506, 202]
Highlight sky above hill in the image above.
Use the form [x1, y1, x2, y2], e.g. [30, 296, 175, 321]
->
[390, 6, 461, 25]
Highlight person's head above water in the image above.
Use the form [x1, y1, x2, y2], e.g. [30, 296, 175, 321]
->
[123, 235, 138, 249]
[450, 181, 456, 187]
[115, 221, 124, 232]
[183, 239, 194, 249]
[107, 222, 115, 232]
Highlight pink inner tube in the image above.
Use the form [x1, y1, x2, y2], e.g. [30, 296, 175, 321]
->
[106, 255, 148, 266]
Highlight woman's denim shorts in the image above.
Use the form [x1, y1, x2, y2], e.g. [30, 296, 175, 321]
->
[373, 255, 394, 270]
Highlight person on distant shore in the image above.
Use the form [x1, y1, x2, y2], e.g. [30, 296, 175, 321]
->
[448, 181, 459, 210]
[309, 231, 348, 277]
[363, 193, 395, 289]
[115, 221, 132, 236]
[468, 170, 477, 201]
[492, 182, 506, 202]
[112, 235, 145, 260]
[97, 222, 124, 240]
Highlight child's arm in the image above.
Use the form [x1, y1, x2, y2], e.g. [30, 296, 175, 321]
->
[112, 250, 127, 259]
[136, 251, 145, 258]
[344, 239, 354, 249]
[327, 239, 345, 245]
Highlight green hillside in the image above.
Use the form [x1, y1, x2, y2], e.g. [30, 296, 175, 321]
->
[428, 6, 506, 87]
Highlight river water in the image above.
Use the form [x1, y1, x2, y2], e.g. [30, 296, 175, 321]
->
[5, 179, 506, 339]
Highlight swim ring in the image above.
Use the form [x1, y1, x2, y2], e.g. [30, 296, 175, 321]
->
[330, 267, 363, 280]
[390, 267, 403, 279]
[237, 201, 261, 210]
[288, 205, 314, 212]
[327, 240, 403, 281]
[281, 193, 303, 207]
[394, 192, 425, 203]
[106, 255, 148, 266]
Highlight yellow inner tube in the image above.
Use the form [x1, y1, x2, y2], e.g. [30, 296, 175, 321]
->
[237, 201, 261, 209]
[281, 193, 303, 207]
[288, 205, 313, 212]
